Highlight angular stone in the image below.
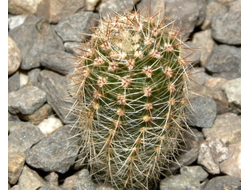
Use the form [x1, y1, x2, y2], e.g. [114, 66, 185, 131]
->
[40, 49, 75, 75]
[8, 120, 31, 134]
[8, 86, 47, 115]
[9, 15, 64, 70]
[197, 139, 228, 174]
[220, 142, 241, 179]
[187, 96, 217, 128]
[205, 45, 241, 80]
[211, 11, 241, 45]
[182, 127, 204, 150]
[221, 78, 241, 113]
[8, 15, 27, 30]
[203, 175, 241, 190]
[192, 29, 215, 67]
[18, 166, 45, 190]
[55, 11, 99, 42]
[85, 0, 101, 11]
[8, 151, 25, 185]
[25, 126, 80, 173]
[8, 36, 21, 75]
[36, 0, 85, 23]
[202, 113, 241, 144]
[180, 166, 208, 182]
[19, 104, 53, 125]
[8, 0, 43, 15]
[96, 185, 115, 190]
[8, 71, 20, 93]
[38, 70, 76, 124]
[160, 174, 200, 190]
[39, 172, 60, 190]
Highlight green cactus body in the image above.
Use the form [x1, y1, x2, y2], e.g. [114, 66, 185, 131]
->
[70, 11, 193, 190]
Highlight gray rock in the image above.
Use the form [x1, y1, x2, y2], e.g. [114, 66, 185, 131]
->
[205, 45, 241, 80]
[192, 29, 215, 67]
[201, 1, 227, 30]
[187, 96, 217, 128]
[8, 120, 34, 135]
[64, 42, 83, 55]
[160, 174, 201, 190]
[55, 11, 99, 42]
[25, 126, 80, 173]
[8, 0, 42, 15]
[8, 86, 47, 115]
[8, 71, 20, 93]
[39, 172, 60, 190]
[203, 175, 241, 190]
[72, 169, 96, 190]
[99, 0, 135, 20]
[40, 49, 75, 75]
[181, 41, 201, 65]
[8, 124, 45, 153]
[211, 11, 241, 45]
[8, 36, 21, 75]
[8, 15, 27, 30]
[197, 139, 228, 174]
[182, 127, 204, 150]
[221, 78, 241, 113]
[180, 166, 208, 182]
[9, 14, 64, 70]
[202, 113, 241, 144]
[38, 70, 76, 124]
[229, 0, 241, 12]
[164, 0, 206, 38]
[8, 151, 25, 185]
[18, 165, 45, 190]
[220, 141, 241, 179]
[28, 68, 41, 86]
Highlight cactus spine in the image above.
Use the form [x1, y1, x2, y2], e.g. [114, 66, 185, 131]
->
[70, 10, 193, 190]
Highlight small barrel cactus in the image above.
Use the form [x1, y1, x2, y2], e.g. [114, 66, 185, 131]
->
[70, 10, 193, 190]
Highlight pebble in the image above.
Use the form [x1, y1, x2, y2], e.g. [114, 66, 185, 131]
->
[8, 36, 21, 75]
[8, 86, 47, 115]
[8, 71, 20, 93]
[197, 139, 228, 174]
[229, 0, 241, 12]
[38, 115, 63, 136]
[25, 126, 80, 173]
[180, 166, 208, 182]
[203, 175, 241, 190]
[8, 15, 27, 30]
[202, 112, 241, 144]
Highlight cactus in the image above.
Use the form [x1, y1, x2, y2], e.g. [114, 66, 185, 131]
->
[69, 10, 193, 190]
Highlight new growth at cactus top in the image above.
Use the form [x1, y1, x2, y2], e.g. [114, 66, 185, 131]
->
[69, 10, 194, 190]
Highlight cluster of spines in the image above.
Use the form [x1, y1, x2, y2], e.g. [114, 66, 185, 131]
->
[70, 10, 193, 190]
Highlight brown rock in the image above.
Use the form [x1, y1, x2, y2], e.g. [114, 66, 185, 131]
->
[8, 36, 21, 76]
[8, 0, 43, 15]
[204, 77, 228, 89]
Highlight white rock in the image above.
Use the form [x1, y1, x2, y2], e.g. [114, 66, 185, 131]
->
[86, 0, 100, 10]
[8, 15, 27, 30]
[38, 115, 63, 136]
[19, 71, 28, 87]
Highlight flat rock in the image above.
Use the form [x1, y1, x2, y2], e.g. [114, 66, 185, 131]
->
[25, 126, 80, 173]
[36, 0, 85, 23]
[160, 174, 201, 190]
[8, 71, 20, 93]
[205, 45, 241, 80]
[55, 11, 99, 42]
[8, 86, 47, 115]
[9, 14, 64, 70]
[8, 36, 21, 75]
[202, 113, 241, 144]
[221, 78, 241, 113]
[211, 11, 241, 45]
[38, 70, 76, 124]
[40, 49, 75, 75]
[8, 0, 43, 15]
[18, 165, 45, 190]
[186, 96, 217, 128]
[203, 175, 241, 190]
[220, 142, 241, 179]
[180, 166, 208, 182]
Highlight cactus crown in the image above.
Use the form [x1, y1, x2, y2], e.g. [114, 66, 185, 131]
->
[70, 10, 193, 190]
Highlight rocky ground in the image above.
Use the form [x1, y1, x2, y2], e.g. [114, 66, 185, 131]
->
[8, 0, 241, 189]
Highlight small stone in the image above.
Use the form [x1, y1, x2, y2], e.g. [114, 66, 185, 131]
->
[36, 0, 85, 23]
[192, 29, 215, 67]
[8, 86, 47, 115]
[38, 115, 63, 136]
[8, 0, 43, 15]
[55, 11, 99, 42]
[73, 169, 96, 190]
[220, 142, 241, 179]
[8, 36, 21, 75]
[181, 42, 201, 65]
[18, 165, 45, 190]
[186, 96, 217, 128]
[8, 15, 27, 30]
[197, 139, 228, 174]
[202, 113, 241, 144]
[61, 175, 79, 190]
[221, 78, 241, 113]
[204, 77, 228, 89]
[28, 68, 41, 86]
[8, 71, 20, 93]
[160, 174, 200, 190]
[180, 166, 208, 182]
[203, 175, 241, 190]
[205, 45, 241, 80]
[40, 172, 60, 190]
[85, 0, 100, 11]
[25, 126, 80, 173]
[96, 185, 115, 190]
[187, 67, 210, 89]
[8, 151, 25, 185]
[40, 49, 75, 75]
[211, 11, 241, 45]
